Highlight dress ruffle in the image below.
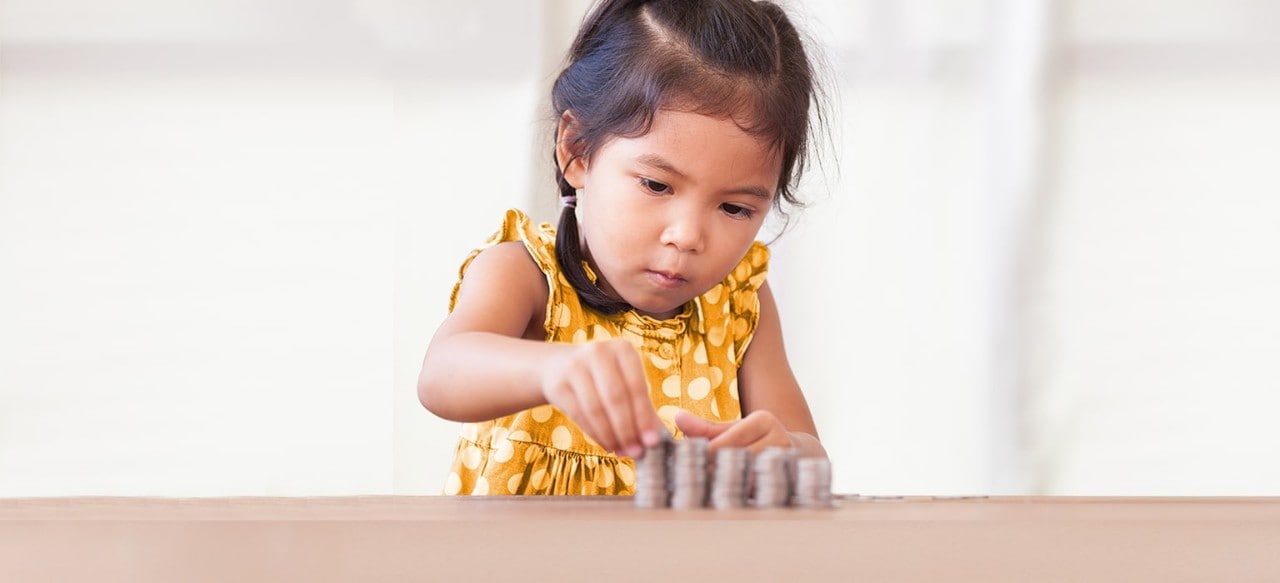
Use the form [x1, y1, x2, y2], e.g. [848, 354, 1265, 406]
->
[446, 435, 635, 496]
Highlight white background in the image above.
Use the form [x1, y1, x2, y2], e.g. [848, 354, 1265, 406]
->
[1, 0, 1277, 496]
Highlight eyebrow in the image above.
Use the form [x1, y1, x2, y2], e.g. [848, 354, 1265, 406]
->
[635, 153, 774, 200]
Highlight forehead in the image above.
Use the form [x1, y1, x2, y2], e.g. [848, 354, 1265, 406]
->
[598, 109, 783, 189]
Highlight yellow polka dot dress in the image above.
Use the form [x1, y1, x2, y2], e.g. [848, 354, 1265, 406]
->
[442, 209, 769, 496]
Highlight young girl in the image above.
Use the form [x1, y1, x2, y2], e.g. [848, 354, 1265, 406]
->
[419, 0, 827, 496]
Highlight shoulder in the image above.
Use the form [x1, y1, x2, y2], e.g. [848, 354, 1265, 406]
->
[468, 241, 544, 283]
[695, 242, 771, 362]
[455, 208, 559, 283]
[449, 209, 557, 316]
[697, 241, 770, 308]
[483, 208, 560, 277]
[727, 241, 770, 295]
[448, 241, 551, 340]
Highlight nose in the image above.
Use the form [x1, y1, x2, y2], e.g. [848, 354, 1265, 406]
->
[659, 210, 705, 254]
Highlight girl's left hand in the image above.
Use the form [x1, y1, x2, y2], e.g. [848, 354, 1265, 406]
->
[674, 410, 793, 455]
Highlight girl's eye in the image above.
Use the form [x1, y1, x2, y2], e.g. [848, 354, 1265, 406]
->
[640, 178, 670, 194]
[721, 203, 755, 219]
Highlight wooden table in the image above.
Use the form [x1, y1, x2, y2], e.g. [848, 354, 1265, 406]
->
[3, 495, 1278, 582]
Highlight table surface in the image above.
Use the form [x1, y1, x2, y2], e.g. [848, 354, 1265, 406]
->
[4, 495, 1279, 582]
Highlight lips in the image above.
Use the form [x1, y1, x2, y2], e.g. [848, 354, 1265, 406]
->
[647, 269, 687, 288]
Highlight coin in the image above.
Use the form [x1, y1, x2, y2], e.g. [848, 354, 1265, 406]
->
[710, 447, 750, 509]
[633, 429, 673, 508]
[791, 457, 834, 509]
[670, 437, 709, 509]
[751, 446, 793, 508]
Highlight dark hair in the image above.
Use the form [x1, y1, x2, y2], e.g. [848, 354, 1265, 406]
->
[552, 0, 821, 314]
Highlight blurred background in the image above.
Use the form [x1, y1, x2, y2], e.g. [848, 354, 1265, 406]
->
[1, 0, 1277, 496]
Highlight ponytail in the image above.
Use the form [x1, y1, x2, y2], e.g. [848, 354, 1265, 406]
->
[554, 157, 631, 315]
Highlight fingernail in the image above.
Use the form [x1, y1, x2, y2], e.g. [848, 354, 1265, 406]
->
[642, 431, 658, 447]
[626, 445, 643, 458]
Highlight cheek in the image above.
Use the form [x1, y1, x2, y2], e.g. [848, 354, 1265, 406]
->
[580, 187, 634, 232]
[577, 206, 618, 253]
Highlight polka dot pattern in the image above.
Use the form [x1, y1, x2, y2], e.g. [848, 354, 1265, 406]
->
[704, 283, 724, 305]
[648, 352, 674, 370]
[661, 375, 682, 398]
[557, 304, 572, 329]
[462, 445, 482, 470]
[591, 324, 610, 340]
[441, 209, 767, 496]
[596, 466, 615, 489]
[656, 405, 682, 432]
[616, 464, 635, 487]
[490, 426, 514, 462]
[693, 341, 708, 364]
[530, 405, 553, 423]
[551, 425, 573, 450]
[620, 329, 645, 349]
[687, 376, 712, 400]
[530, 469, 550, 491]
[708, 324, 727, 347]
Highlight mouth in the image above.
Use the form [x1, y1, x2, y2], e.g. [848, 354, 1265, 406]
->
[646, 269, 688, 289]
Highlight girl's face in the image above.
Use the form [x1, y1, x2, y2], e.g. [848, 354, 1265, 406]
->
[561, 109, 782, 320]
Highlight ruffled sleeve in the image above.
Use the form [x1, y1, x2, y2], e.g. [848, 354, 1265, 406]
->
[447, 209, 573, 337]
[695, 241, 770, 365]
[728, 242, 770, 361]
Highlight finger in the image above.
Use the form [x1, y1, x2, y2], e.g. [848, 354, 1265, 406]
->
[675, 410, 734, 440]
[707, 414, 774, 453]
[592, 348, 643, 457]
[615, 344, 660, 447]
[565, 362, 618, 454]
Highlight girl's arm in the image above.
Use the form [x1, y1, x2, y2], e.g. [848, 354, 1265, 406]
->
[418, 242, 557, 421]
[675, 281, 828, 458]
[418, 241, 661, 456]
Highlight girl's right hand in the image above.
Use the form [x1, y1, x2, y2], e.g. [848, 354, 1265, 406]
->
[539, 339, 662, 458]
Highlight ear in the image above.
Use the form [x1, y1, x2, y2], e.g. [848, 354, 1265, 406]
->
[556, 110, 588, 190]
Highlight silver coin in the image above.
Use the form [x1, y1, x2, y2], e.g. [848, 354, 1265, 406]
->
[791, 457, 834, 509]
[751, 447, 793, 508]
[633, 429, 674, 508]
[710, 447, 750, 509]
[634, 429, 834, 511]
[670, 437, 709, 509]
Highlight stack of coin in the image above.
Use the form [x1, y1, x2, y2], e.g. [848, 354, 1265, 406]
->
[710, 447, 751, 509]
[633, 430, 673, 508]
[782, 448, 799, 506]
[751, 446, 792, 508]
[669, 437, 709, 509]
[791, 457, 834, 508]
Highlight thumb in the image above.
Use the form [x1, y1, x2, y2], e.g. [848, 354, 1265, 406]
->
[674, 410, 733, 439]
